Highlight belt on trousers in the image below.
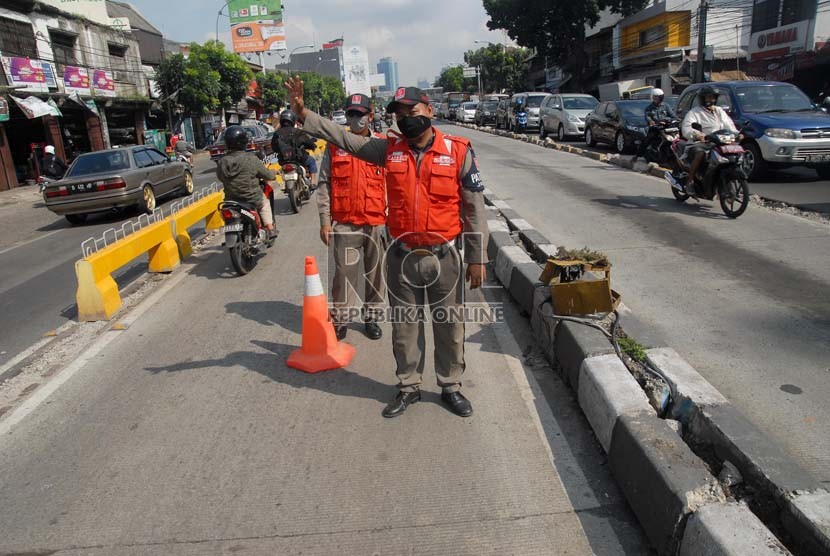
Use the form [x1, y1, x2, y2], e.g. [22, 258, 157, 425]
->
[394, 239, 456, 257]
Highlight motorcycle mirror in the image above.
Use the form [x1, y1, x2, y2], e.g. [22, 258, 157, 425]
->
[692, 122, 703, 131]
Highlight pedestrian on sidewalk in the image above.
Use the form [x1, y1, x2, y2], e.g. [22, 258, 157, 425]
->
[287, 78, 489, 419]
[317, 93, 387, 342]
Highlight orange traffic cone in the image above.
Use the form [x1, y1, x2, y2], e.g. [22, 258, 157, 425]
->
[287, 256, 356, 373]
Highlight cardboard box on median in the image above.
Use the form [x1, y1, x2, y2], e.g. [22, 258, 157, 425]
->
[540, 258, 620, 316]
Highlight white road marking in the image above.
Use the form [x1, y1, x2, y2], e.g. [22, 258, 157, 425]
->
[0, 230, 63, 256]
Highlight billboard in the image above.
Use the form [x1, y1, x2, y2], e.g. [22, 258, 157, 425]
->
[92, 69, 116, 97]
[343, 45, 371, 96]
[63, 66, 91, 95]
[228, 1, 282, 24]
[749, 19, 811, 60]
[231, 20, 286, 53]
[1, 57, 48, 92]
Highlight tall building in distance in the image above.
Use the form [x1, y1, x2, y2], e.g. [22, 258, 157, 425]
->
[376, 57, 399, 92]
[417, 78, 431, 89]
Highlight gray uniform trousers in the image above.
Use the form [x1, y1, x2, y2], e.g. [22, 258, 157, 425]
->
[330, 222, 387, 323]
[386, 242, 465, 394]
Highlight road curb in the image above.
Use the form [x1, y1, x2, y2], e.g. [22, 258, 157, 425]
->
[479, 179, 826, 555]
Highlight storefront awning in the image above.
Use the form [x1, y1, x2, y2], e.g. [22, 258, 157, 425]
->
[10, 95, 61, 119]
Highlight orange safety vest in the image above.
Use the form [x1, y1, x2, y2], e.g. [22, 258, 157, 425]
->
[329, 132, 387, 226]
[385, 127, 468, 246]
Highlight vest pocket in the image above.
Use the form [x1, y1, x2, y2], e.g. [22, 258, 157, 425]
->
[364, 181, 386, 216]
[426, 166, 460, 233]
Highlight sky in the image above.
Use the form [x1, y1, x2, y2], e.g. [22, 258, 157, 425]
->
[126, 0, 513, 85]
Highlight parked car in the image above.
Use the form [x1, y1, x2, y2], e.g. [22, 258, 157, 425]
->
[584, 100, 650, 154]
[446, 99, 462, 121]
[539, 94, 600, 141]
[675, 81, 830, 180]
[43, 146, 193, 225]
[495, 98, 510, 129]
[209, 125, 273, 162]
[332, 110, 347, 125]
[508, 92, 550, 131]
[433, 102, 444, 119]
[456, 101, 478, 123]
[474, 100, 500, 126]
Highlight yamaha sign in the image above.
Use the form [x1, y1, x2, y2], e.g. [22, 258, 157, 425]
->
[749, 19, 811, 60]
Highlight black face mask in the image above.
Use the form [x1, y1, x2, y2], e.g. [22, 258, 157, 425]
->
[703, 97, 716, 107]
[397, 115, 431, 139]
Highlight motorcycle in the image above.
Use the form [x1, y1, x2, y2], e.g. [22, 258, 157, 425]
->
[663, 125, 750, 218]
[280, 161, 311, 214]
[219, 179, 276, 275]
[643, 120, 681, 165]
[515, 109, 528, 133]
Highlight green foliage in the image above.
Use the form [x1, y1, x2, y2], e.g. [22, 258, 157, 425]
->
[463, 45, 530, 94]
[296, 72, 346, 115]
[483, 0, 649, 88]
[436, 66, 466, 93]
[618, 336, 647, 363]
[190, 41, 253, 109]
[257, 71, 288, 113]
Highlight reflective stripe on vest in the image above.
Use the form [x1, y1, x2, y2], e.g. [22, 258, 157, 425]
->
[329, 134, 387, 226]
[384, 127, 469, 246]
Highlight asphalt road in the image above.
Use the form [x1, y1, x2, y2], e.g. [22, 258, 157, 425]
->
[446, 123, 830, 485]
[0, 156, 219, 371]
[529, 127, 830, 213]
[0, 185, 649, 554]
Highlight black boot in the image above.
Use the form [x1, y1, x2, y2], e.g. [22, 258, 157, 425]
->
[382, 390, 421, 418]
[441, 391, 473, 417]
[364, 320, 382, 340]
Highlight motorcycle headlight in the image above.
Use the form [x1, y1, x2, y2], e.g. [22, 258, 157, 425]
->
[568, 114, 581, 122]
[764, 128, 797, 139]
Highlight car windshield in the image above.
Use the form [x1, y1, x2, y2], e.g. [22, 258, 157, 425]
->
[618, 101, 650, 120]
[481, 101, 498, 110]
[463, 102, 477, 109]
[66, 150, 131, 177]
[333, 111, 345, 116]
[216, 126, 256, 144]
[735, 84, 814, 113]
[563, 97, 599, 110]
[449, 102, 461, 108]
[526, 96, 546, 107]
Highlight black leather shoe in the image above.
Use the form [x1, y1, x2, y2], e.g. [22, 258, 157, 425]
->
[382, 390, 420, 418]
[441, 391, 473, 417]
[335, 325, 347, 341]
[364, 320, 382, 340]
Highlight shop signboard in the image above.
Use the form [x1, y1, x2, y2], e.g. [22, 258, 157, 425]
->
[749, 19, 811, 61]
[1, 57, 48, 93]
[0, 97, 9, 122]
[231, 19, 286, 53]
[63, 66, 91, 95]
[92, 69, 116, 97]
[228, 1, 282, 24]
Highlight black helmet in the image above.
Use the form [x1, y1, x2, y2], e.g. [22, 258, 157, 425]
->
[279, 110, 297, 127]
[698, 85, 718, 104]
[224, 125, 248, 151]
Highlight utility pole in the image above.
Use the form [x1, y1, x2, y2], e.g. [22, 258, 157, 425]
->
[736, 25, 741, 77]
[695, 0, 709, 83]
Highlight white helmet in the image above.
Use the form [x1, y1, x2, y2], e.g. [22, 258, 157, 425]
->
[44, 145, 55, 155]
[652, 88, 665, 101]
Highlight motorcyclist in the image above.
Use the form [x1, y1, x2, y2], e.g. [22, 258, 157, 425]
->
[271, 110, 318, 187]
[216, 125, 277, 239]
[681, 85, 740, 195]
[41, 145, 67, 180]
[639, 88, 677, 158]
[174, 134, 195, 164]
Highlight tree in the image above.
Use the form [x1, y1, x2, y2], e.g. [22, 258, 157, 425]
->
[257, 71, 288, 114]
[436, 66, 465, 92]
[464, 45, 529, 94]
[483, 0, 649, 90]
[155, 52, 221, 115]
[189, 41, 253, 109]
[297, 72, 346, 115]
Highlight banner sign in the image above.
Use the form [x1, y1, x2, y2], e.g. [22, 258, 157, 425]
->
[1, 57, 48, 92]
[231, 20, 286, 53]
[749, 19, 811, 60]
[63, 66, 91, 95]
[343, 45, 371, 96]
[92, 69, 116, 97]
[228, 1, 282, 24]
[10, 95, 61, 119]
[0, 97, 8, 122]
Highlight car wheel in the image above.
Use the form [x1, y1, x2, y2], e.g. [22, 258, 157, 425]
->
[557, 124, 566, 142]
[615, 131, 628, 154]
[181, 171, 194, 196]
[539, 122, 547, 139]
[65, 213, 88, 225]
[742, 142, 769, 180]
[138, 184, 156, 214]
[585, 127, 596, 147]
[817, 165, 830, 180]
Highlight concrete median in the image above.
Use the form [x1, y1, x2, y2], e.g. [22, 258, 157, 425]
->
[170, 191, 225, 259]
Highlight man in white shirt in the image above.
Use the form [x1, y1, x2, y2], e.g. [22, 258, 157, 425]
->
[681, 85, 740, 194]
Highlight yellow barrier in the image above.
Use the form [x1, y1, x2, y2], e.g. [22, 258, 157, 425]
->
[75, 220, 180, 321]
[171, 191, 225, 258]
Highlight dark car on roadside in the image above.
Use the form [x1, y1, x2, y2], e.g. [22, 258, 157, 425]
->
[495, 98, 510, 129]
[474, 100, 500, 127]
[43, 146, 194, 225]
[208, 125, 273, 162]
[584, 100, 650, 154]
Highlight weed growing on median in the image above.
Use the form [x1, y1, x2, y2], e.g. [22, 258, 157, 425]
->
[617, 336, 647, 363]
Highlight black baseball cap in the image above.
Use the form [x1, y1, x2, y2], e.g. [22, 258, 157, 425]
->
[345, 93, 371, 114]
[386, 86, 430, 113]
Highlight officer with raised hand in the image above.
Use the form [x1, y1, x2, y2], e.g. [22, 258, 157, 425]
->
[317, 93, 387, 341]
[287, 77, 489, 419]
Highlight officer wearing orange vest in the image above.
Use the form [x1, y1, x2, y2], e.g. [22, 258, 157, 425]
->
[317, 93, 386, 341]
[287, 77, 489, 419]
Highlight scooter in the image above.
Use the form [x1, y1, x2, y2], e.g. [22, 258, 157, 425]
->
[664, 124, 750, 218]
[515, 109, 528, 133]
[219, 180, 276, 275]
[280, 162, 311, 214]
[643, 120, 681, 165]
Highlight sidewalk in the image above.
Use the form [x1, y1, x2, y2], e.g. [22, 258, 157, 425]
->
[0, 194, 646, 554]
